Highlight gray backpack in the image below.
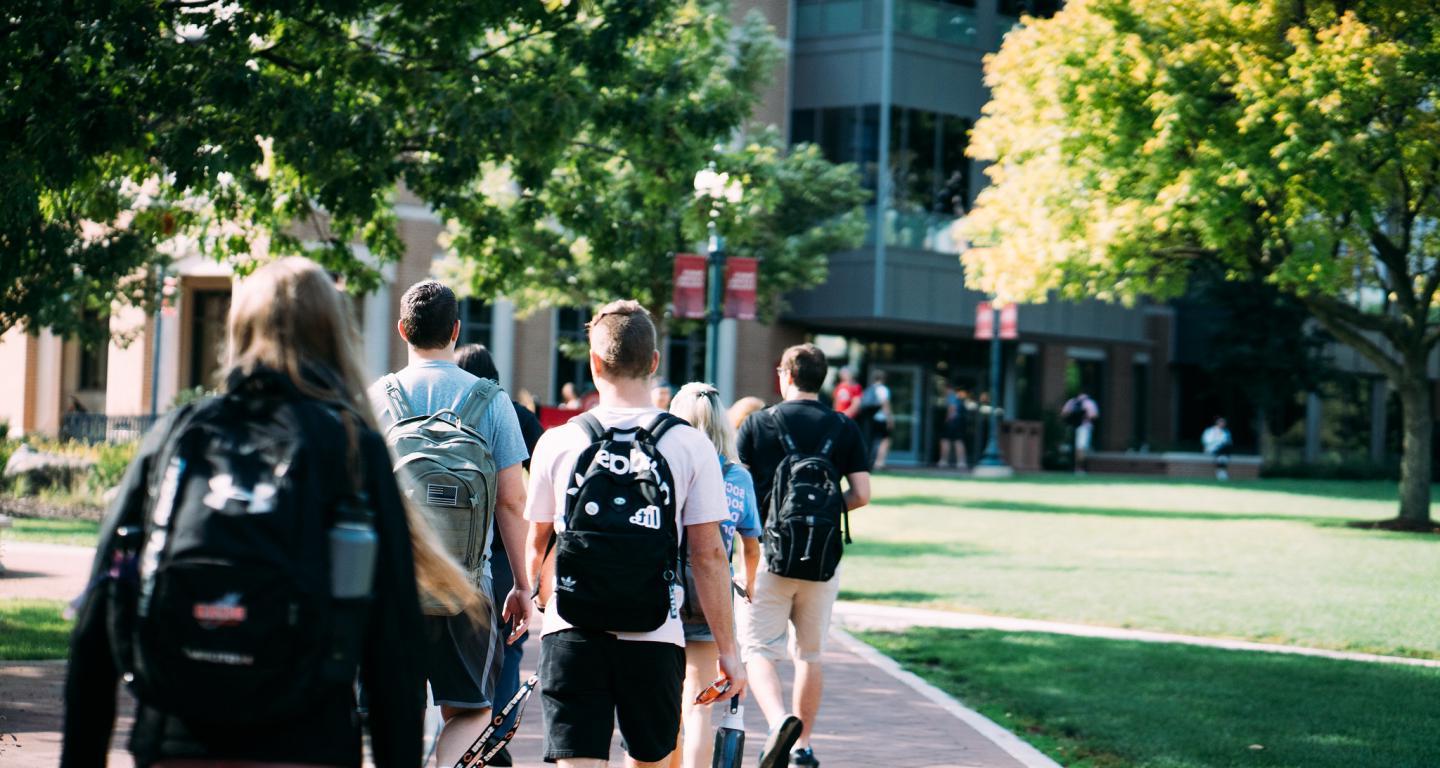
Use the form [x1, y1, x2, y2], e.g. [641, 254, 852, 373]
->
[380, 374, 500, 611]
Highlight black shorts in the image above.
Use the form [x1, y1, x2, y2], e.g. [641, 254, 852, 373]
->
[871, 419, 891, 439]
[539, 629, 685, 763]
[424, 608, 503, 709]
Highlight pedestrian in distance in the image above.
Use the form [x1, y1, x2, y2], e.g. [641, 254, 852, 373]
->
[369, 280, 534, 768]
[1061, 392, 1100, 474]
[524, 300, 746, 768]
[831, 367, 862, 421]
[62, 257, 480, 768]
[666, 382, 763, 768]
[1202, 416, 1233, 481]
[455, 343, 545, 767]
[858, 371, 892, 469]
[652, 377, 675, 411]
[560, 382, 584, 410]
[736, 344, 872, 768]
[938, 385, 970, 470]
[728, 396, 767, 432]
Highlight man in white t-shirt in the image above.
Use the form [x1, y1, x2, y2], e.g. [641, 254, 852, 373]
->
[525, 300, 745, 768]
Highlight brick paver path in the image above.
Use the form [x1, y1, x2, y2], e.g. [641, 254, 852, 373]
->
[1, 540, 1049, 768]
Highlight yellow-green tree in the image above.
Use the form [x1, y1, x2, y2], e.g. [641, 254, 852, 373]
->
[962, 0, 1440, 528]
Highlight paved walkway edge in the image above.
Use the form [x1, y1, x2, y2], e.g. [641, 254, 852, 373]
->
[830, 629, 1062, 768]
[834, 602, 1440, 669]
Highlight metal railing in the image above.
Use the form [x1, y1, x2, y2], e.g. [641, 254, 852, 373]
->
[60, 413, 159, 444]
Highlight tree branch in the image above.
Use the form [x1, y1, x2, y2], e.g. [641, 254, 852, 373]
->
[1302, 296, 1405, 382]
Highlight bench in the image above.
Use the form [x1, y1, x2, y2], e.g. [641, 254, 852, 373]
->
[1086, 451, 1262, 480]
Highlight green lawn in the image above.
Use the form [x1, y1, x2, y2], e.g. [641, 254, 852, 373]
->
[5, 516, 101, 546]
[863, 628, 1440, 768]
[847, 474, 1440, 657]
[0, 600, 72, 660]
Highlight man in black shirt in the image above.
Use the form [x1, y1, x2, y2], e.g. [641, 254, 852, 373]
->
[736, 344, 871, 768]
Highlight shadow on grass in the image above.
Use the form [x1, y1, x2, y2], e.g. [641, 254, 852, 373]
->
[843, 539, 989, 558]
[877, 495, 1365, 528]
[862, 627, 1440, 768]
[837, 589, 943, 603]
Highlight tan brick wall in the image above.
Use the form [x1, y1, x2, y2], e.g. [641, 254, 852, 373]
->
[512, 310, 555, 405]
[734, 319, 805, 405]
[1040, 342, 1069, 412]
[388, 218, 445, 370]
[0, 329, 33, 435]
[1104, 345, 1135, 451]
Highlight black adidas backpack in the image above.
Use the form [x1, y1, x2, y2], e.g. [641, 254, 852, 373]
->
[763, 409, 851, 582]
[106, 375, 373, 724]
[552, 412, 684, 633]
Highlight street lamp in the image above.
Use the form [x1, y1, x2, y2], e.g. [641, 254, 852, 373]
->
[973, 299, 1013, 478]
[693, 163, 743, 385]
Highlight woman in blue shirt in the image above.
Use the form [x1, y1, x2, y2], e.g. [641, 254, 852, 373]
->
[669, 382, 762, 768]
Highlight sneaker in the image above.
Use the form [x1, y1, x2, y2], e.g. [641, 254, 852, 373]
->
[791, 746, 820, 767]
[759, 715, 803, 768]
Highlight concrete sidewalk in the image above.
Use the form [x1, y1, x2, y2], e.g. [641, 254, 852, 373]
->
[0, 540, 1057, 768]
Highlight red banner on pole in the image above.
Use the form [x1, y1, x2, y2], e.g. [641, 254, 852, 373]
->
[975, 302, 1019, 340]
[673, 253, 707, 320]
[724, 257, 759, 320]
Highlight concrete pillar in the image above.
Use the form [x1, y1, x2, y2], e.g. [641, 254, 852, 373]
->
[717, 318, 738, 405]
[362, 279, 393, 380]
[1304, 391, 1322, 463]
[33, 330, 64, 435]
[492, 298, 517, 392]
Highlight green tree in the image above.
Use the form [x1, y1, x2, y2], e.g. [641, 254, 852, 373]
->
[438, 4, 868, 328]
[961, 0, 1440, 528]
[2, 0, 675, 341]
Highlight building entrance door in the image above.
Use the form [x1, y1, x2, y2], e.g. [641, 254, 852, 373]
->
[876, 364, 924, 466]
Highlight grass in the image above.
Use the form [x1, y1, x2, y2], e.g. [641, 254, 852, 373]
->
[0, 600, 72, 660]
[861, 628, 1440, 768]
[4, 516, 101, 546]
[846, 474, 1440, 658]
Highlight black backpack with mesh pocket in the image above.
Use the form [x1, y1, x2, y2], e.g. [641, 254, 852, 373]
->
[552, 412, 684, 632]
[762, 409, 851, 582]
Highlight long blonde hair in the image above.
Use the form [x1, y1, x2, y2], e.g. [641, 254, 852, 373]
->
[226, 257, 481, 616]
[670, 382, 738, 461]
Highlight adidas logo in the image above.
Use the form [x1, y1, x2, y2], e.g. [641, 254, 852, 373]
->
[558, 576, 578, 592]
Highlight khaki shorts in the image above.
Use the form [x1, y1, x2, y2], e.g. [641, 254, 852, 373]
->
[738, 563, 842, 663]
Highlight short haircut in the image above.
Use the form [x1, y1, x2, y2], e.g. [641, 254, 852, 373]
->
[587, 300, 657, 380]
[399, 280, 458, 350]
[455, 343, 500, 382]
[780, 343, 828, 394]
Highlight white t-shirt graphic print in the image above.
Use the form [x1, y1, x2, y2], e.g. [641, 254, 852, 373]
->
[526, 407, 729, 646]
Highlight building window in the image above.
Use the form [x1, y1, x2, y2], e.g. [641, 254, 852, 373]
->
[458, 299, 493, 348]
[896, 0, 979, 46]
[553, 307, 593, 405]
[189, 289, 231, 390]
[78, 312, 109, 392]
[796, 0, 883, 39]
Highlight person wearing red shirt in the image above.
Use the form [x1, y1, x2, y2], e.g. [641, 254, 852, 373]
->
[831, 367, 862, 420]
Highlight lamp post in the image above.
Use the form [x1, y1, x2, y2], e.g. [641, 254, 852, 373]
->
[693, 164, 743, 385]
[974, 300, 1013, 477]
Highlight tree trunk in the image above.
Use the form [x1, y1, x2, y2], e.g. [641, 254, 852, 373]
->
[1396, 372, 1433, 528]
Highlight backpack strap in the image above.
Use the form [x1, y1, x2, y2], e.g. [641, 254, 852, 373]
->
[574, 412, 606, 442]
[646, 412, 685, 443]
[768, 408, 801, 456]
[817, 414, 845, 458]
[381, 373, 412, 424]
[457, 377, 502, 428]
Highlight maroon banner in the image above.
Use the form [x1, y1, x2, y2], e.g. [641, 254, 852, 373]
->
[999, 303, 1019, 339]
[975, 301, 1019, 340]
[673, 253, 707, 320]
[724, 257, 759, 320]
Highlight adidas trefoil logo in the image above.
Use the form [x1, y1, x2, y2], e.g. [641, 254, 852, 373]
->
[558, 575, 578, 592]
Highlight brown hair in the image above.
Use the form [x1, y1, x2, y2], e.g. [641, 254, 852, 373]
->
[399, 280, 458, 350]
[728, 396, 766, 431]
[780, 343, 828, 394]
[226, 258, 482, 617]
[586, 300, 657, 380]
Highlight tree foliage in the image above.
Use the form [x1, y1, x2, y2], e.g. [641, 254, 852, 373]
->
[2, 0, 675, 339]
[437, 4, 868, 325]
[962, 0, 1440, 526]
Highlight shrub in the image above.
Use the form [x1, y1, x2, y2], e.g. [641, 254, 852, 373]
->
[89, 441, 139, 493]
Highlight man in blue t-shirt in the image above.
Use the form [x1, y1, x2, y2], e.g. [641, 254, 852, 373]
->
[368, 280, 532, 767]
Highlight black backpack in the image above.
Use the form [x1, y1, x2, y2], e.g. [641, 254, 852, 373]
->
[552, 412, 683, 633]
[763, 410, 851, 582]
[106, 378, 373, 724]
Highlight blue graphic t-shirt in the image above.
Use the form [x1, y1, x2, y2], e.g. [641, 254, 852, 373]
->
[720, 457, 763, 559]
